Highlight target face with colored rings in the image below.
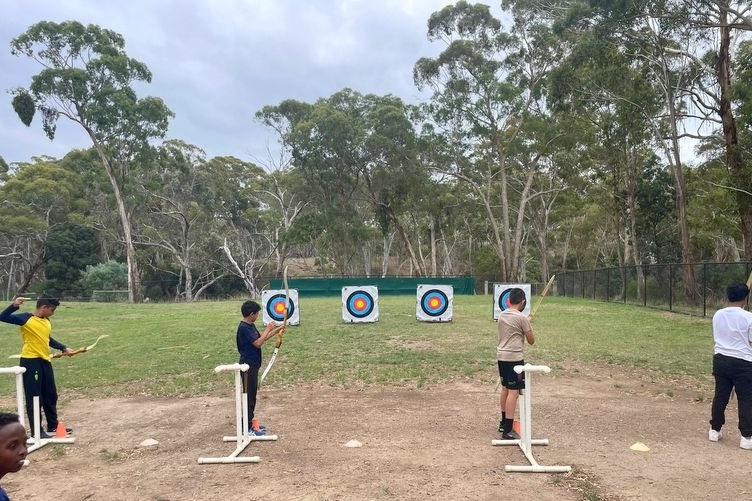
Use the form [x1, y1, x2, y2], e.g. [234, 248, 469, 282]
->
[265, 293, 294, 322]
[420, 289, 449, 317]
[346, 291, 375, 318]
[498, 289, 527, 312]
[493, 284, 531, 319]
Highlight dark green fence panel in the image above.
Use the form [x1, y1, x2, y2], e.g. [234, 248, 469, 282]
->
[267, 276, 476, 297]
[557, 262, 752, 317]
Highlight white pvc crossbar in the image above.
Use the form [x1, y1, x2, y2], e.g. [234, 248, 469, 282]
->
[492, 363, 571, 473]
[198, 363, 277, 464]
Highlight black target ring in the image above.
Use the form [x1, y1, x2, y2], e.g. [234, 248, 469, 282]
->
[420, 289, 449, 317]
[265, 293, 294, 322]
[346, 290, 375, 319]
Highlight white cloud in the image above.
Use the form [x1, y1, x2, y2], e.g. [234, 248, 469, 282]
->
[0, 0, 455, 166]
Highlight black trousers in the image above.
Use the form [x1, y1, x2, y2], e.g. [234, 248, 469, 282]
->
[20, 357, 59, 432]
[710, 353, 752, 437]
[241, 363, 260, 426]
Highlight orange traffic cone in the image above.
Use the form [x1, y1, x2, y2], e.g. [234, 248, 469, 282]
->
[251, 418, 260, 431]
[512, 419, 521, 435]
[55, 421, 68, 438]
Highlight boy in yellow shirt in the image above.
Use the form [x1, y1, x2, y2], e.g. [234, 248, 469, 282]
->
[0, 295, 73, 437]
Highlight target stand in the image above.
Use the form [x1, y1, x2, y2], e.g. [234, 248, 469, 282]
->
[493, 284, 531, 320]
[198, 364, 277, 465]
[0, 366, 75, 457]
[416, 285, 453, 322]
[262, 289, 299, 326]
[342, 286, 379, 323]
[491, 364, 570, 473]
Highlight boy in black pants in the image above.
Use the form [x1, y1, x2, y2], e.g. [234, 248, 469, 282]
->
[0, 295, 73, 437]
[236, 300, 278, 436]
[496, 288, 535, 439]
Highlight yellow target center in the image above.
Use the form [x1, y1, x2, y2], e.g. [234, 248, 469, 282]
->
[429, 298, 441, 308]
[274, 303, 287, 315]
[354, 299, 366, 310]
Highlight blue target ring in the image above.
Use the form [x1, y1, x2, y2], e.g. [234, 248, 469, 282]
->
[499, 289, 527, 311]
[346, 291, 375, 319]
[266, 293, 294, 322]
[420, 289, 449, 317]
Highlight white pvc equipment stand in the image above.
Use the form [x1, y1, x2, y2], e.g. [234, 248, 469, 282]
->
[198, 363, 277, 465]
[491, 364, 571, 473]
[0, 366, 74, 459]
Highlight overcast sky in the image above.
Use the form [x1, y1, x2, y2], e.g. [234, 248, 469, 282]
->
[1, 0, 496, 168]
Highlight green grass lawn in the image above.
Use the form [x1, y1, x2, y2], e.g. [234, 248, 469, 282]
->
[0, 296, 715, 400]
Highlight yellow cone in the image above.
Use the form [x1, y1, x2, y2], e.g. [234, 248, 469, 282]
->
[630, 442, 650, 452]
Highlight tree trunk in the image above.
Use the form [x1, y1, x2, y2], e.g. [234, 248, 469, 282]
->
[430, 218, 438, 277]
[89, 140, 142, 303]
[718, 7, 752, 259]
[384, 206, 425, 276]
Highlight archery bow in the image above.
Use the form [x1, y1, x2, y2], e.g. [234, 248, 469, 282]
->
[52, 335, 109, 358]
[530, 275, 555, 320]
[9, 335, 109, 359]
[259, 266, 289, 386]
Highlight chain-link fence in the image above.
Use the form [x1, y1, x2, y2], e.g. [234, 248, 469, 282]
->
[556, 262, 752, 317]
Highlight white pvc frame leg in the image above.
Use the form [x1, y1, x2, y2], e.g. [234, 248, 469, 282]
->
[0, 366, 28, 428]
[198, 363, 277, 465]
[26, 396, 76, 453]
[492, 364, 571, 473]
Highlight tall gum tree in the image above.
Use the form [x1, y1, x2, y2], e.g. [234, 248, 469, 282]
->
[414, 1, 565, 282]
[10, 21, 173, 302]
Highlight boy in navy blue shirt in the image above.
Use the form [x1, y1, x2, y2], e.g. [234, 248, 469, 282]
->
[237, 300, 278, 436]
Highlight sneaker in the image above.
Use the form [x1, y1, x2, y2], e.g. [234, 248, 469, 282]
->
[501, 430, 520, 440]
[47, 427, 73, 435]
[498, 421, 504, 433]
[31, 430, 70, 440]
[247, 428, 266, 437]
[741, 436, 752, 450]
[709, 429, 722, 442]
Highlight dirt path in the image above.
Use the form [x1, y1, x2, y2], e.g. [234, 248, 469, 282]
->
[3, 368, 750, 500]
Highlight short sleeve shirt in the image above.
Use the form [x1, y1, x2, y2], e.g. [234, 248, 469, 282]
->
[497, 309, 531, 362]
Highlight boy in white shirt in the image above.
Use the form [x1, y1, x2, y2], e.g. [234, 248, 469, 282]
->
[709, 282, 752, 450]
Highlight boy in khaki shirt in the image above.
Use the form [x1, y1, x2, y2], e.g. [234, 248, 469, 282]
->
[497, 288, 534, 439]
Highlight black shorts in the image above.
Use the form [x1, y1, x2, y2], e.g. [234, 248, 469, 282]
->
[498, 360, 525, 390]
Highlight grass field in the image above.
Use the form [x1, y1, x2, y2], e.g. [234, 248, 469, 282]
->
[0, 295, 714, 401]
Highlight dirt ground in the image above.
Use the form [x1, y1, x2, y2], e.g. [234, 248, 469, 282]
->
[3, 365, 751, 501]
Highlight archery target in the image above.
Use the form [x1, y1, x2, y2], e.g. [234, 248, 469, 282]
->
[261, 289, 300, 326]
[493, 283, 531, 320]
[342, 286, 379, 323]
[416, 284, 453, 322]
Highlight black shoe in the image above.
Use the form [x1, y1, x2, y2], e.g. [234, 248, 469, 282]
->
[27, 431, 54, 440]
[46, 427, 73, 436]
[498, 421, 504, 433]
[501, 430, 520, 440]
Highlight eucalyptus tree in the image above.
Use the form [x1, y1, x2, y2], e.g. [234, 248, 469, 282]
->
[10, 21, 173, 302]
[258, 90, 430, 276]
[414, 1, 567, 282]
[255, 169, 309, 277]
[0, 158, 87, 295]
[203, 155, 272, 296]
[136, 140, 227, 301]
[540, 0, 703, 298]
